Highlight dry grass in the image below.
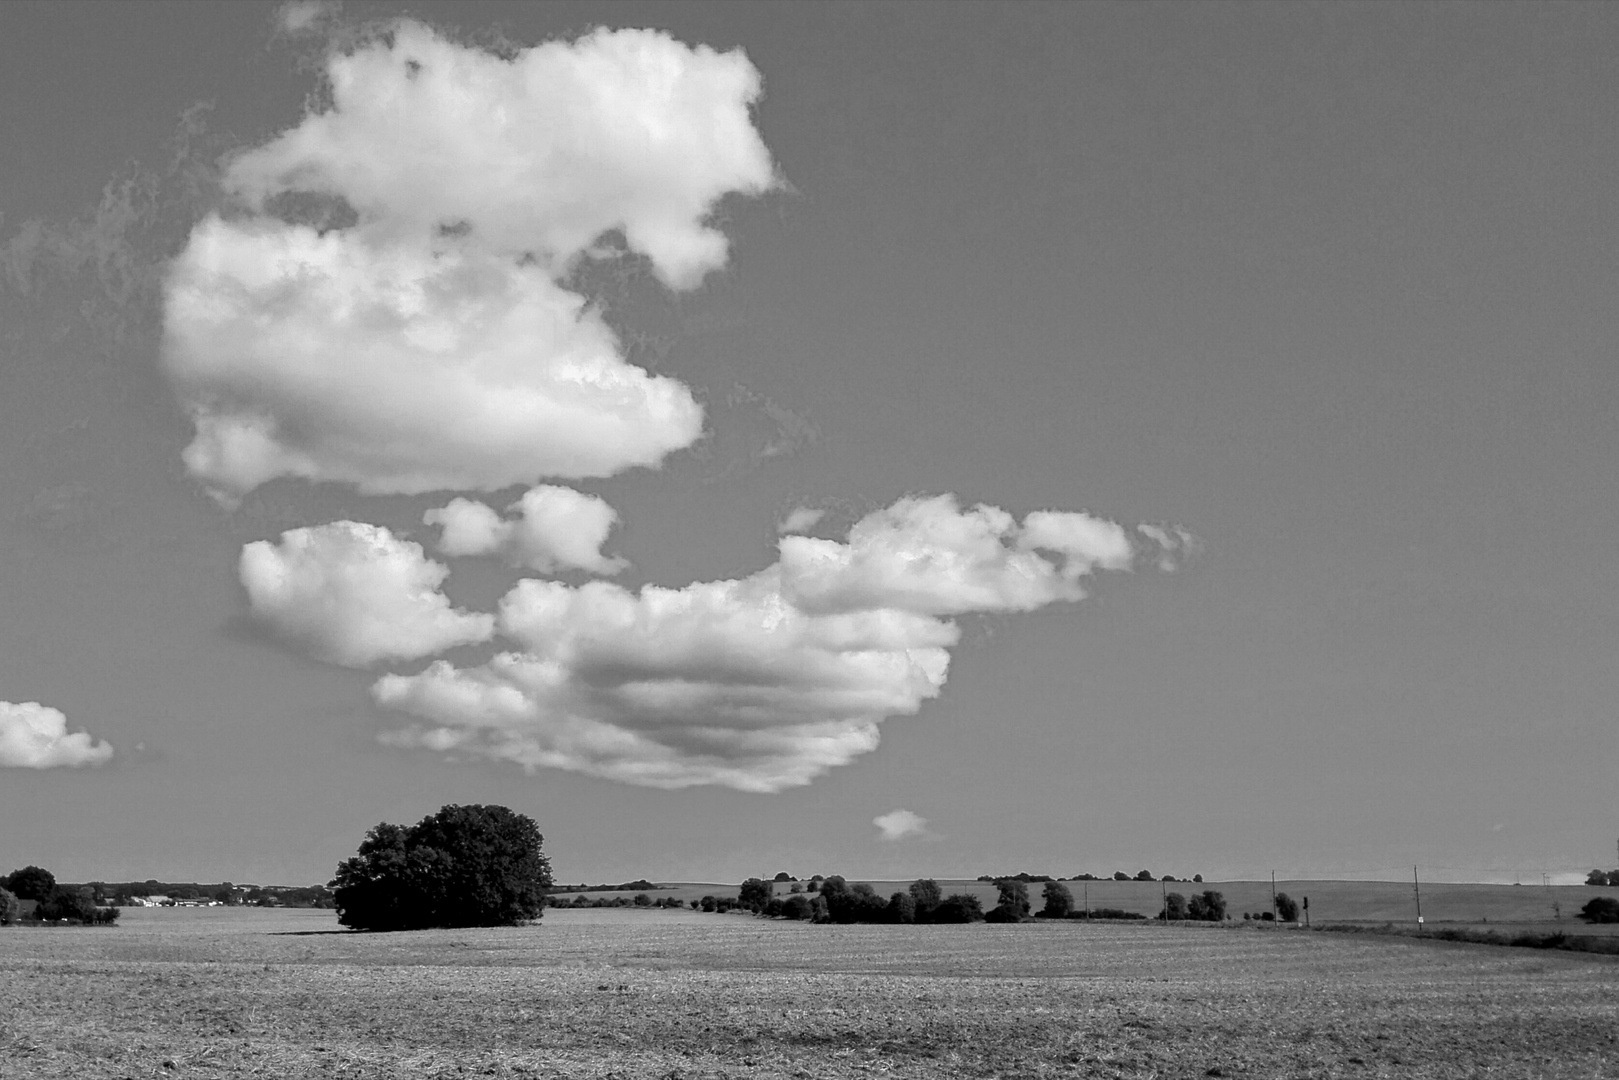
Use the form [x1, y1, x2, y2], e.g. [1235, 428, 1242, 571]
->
[3, 906, 1616, 1078]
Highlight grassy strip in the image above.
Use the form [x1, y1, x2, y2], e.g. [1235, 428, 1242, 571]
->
[1317, 922, 1619, 956]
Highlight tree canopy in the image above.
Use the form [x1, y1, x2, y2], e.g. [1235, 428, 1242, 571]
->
[3, 865, 56, 902]
[331, 804, 551, 931]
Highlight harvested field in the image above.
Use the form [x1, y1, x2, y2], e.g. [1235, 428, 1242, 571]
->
[2, 906, 1616, 1079]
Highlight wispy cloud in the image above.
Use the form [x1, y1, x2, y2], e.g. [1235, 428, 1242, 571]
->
[777, 506, 825, 534]
[241, 522, 494, 667]
[0, 702, 114, 769]
[873, 809, 929, 841]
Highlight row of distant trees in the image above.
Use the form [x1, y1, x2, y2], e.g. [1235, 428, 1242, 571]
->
[1586, 869, 1619, 887]
[1, 866, 120, 926]
[979, 871, 1204, 884]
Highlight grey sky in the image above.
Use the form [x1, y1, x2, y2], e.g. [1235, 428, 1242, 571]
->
[1, 1, 1615, 886]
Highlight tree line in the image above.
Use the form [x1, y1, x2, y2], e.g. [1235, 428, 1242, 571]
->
[1, 866, 120, 926]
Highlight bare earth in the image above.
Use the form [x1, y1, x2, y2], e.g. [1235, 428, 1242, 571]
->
[2, 907, 1615, 1079]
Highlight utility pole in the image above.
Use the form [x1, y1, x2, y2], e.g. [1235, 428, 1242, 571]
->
[1413, 865, 1423, 930]
[1270, 871, 1277, 922]
[1161, 878, 1167, 923]
[1084, 880, 1089, 920]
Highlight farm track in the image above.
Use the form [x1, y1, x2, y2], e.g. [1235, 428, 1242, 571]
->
[2, 908, 1615, 1079]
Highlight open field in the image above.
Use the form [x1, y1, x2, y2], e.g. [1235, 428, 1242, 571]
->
[3, 907, 1617, 1079]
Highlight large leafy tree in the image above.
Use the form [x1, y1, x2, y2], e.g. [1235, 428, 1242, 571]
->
[3, 865, 56, 902]
[331, 804, 551, 931]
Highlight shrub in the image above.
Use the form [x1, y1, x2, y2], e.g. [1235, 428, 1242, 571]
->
[1038, 880, 1074, 919]
[774, 872, 795, 882]
[763, 898, 784, 917]
[37, 886, 97, 924]
[1586, 870, 1619, 887]
[331, 804, 551, 931]
[789, 882, 803, 893]
[1580, 897, 1619, 924]
[1193, 874, 1203, 882]
[1134, 870, 1155, 882]
[1187, 890, 1227, 922]
[1275, 893, 1300, 922]
[93, 906, 120, 925]
[700, 895, 716, 912]
[0, 887, 18, 926]
[3, 866, 55, 903]
[780, 894, 812, 920]
[908, 879, 943, 922]
[887, 891, 916, 924]
[632, 893, 651, 907]
[1078, 907, 1145, 920]
[738, 878, 773, 911]
[1113, 872, 1130, 881]
[988, 879, 1031, 922]
[932, 894, 985, 923]
[1159, 892, 1188, 921]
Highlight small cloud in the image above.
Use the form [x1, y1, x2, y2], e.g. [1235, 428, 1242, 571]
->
[425, 486, 627, 575]
[0, 701, 114, 768]
[777, 506, 825, 534]
[1137, 524, 1201, 572]
[275, 0, 336, 36]
[240, 521, 494, 667]
[873, 809, 929, 842]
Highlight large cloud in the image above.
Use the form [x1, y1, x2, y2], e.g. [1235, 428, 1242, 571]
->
[162, 22, 774, 500]
[373, 495, 1169, 791]
[425, 486, 627, 575]
[0, 701, 114, 769]
[241, 521, 494, 667]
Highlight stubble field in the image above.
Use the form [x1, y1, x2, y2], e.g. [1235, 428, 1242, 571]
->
[2, 906, 1616, 1079]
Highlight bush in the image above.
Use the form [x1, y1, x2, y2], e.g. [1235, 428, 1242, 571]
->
[987, 879, 1031, 922]
[1275, 893, 1300, 922]
[1186, 890, 1227, 922]
[1134, 870, 1155, 882]
[37, 886, 97, 923]
[632, 893, 651, 907]
[738, 878, 773, 911]
[1112, 872, 1130, 881]
[763, 897, 784, 917]
[1159, 892, 1188, 921]
[1038, 880, 1074, 919]
[0, 887, 18, 925]
[780, 894, 812, 920]
[3, 866, 55, 902]
[909, 879, 943, 922]
[1077, 907, 1146, 920]
[1579, 897, 1619, 924]
[932, 894, 985, 923]
[1193, 874, 1203, 883]
[331, 804, 551, 931]
[887, 891, 916, 924]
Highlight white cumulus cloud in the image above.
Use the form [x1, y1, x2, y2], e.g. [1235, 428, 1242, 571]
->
[873, 809, 929, 841]
[162, 21, 775, 500]
[0, 701, 114, 769]
[372, 495, 1169, 791]
[425, 486, 627, 575]
[241, 521, 494, 667]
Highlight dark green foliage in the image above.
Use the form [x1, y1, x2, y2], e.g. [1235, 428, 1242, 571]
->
[1134, 870, 1155, 882]
[1275, 893, 1300, 922]
[738, 877, 773, 911]
[1586, 869, 1618, 887]
[0, 887, 18, 925]
[37, 885, 97, 923]
[1579, 896, 1619, 923]
[887, 891, 916, 924]
[1038, 880, 1074, 918]
[4, 866, 56, 902]
[987, 879, 1031, 922]
[1075, 907, 1146, 920]
[908, 878, 942, 921]
[1159, 892, 1188, 921]
[632, 893, 651, 907]
[1112, 871, 1130, 881]
[1193, 874, 1203, 883]
[332, 804, 550, 931]
[931, 894, 985, 923]
[780, 894, 812, 920]
[1187, 890, 1227, 921]
[773, 872, 796, 882]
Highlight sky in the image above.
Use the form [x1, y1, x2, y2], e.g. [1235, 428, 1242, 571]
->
[2, 1, 1616, 888]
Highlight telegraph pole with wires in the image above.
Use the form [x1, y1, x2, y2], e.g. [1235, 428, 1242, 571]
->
[1413, 865, 1423, 931]
[1270, 871, 1277, 922]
